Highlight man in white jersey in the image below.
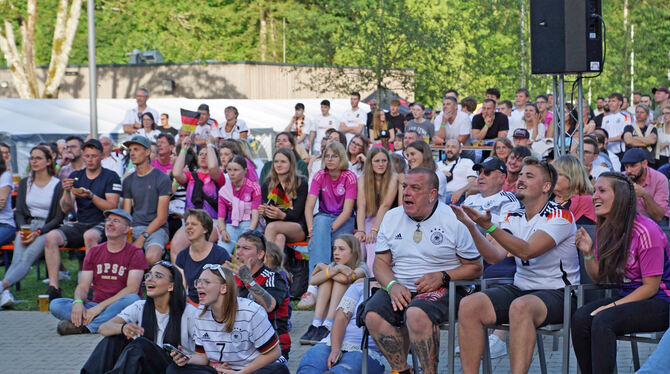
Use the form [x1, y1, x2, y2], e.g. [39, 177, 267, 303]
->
[433, 96, 471, 146]
[363, 168, 482, 374]
[602, 92, 633, 160]
[453, 157, 579, 374]
[462, 157, 521, 225]
[310, 100, 339, 155]
[339, 92, 366, 144]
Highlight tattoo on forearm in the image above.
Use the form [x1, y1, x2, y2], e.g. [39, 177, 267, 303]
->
[249, 283, 275, 309]
[411, 325, 440, 374]
[238, 265, 253, 284]
[374, 333, 409, 370]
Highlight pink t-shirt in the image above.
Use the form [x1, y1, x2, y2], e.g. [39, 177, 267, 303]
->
[309, 169, 357, 215]
[82, 242, 148, 303]
[218, 178, 262, 224]
[567, 194, 596, 223]
[596, 214, 670, 301]
[638, 167, 670, 219]
[543, 111, 554, 131]
[151, 158, 173, 174]
[185, 171, 226, 218]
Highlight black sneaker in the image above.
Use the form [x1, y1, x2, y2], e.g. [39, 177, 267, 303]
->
[309, 325, 330, 344]
[299, 325, 318, 345]
[46, 286, 62, 301]
[57, 320, 90, 335]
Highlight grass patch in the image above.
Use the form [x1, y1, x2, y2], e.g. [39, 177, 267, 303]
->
[1, 253, 80, 311]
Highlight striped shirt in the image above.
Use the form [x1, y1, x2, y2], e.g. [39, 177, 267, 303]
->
[463, 190, 522, 226]
[193, 298, 279, 370]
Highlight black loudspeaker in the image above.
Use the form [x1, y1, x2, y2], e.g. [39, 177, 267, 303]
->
[530, 0, 603, 74]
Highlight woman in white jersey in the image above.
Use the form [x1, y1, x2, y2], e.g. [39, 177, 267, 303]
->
[167, 264, 288, 374]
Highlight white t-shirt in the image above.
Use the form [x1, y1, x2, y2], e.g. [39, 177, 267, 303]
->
[435, 167, 447, 203]
[287, 116, 314, 146]
[26, 176, 59, 219]
[462, 190, 522, 226]
[311, 114, 339, 154]
[102, 154, 124, 179]
[118, 300, 197, 352]
[437, 158, 476, 193]
[135, 128, 161, 143]
[508, 107, 526, 137]
[214, 119, 249, 140]
[340, 107, 366, 143]
[0, 171, 14, 227]
[501, 200, 579, 290]
[376, 203, 480, 292]
[602, 112, 632, 154]
[433, 111, 472, 140]
[122, 106, 160, 140]
[590, 164, 609, 180]
[194, 298, 279, 370]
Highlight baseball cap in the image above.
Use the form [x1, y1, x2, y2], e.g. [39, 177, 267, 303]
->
[82, 139, 103, 152]
[123, 135, 151, 149]
[379, 129, 390, 138]
[473, 157, 507, 174]
[103, 208, 132, 224]
[512, 128, 530, 139]
[652, 87, 669, 95]
[620, 148, 647, 164]
[197, 103, 210, 112]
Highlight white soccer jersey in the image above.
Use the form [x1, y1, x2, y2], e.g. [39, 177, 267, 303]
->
[340, 107, 366, 143]
[437, 157, 476, 193]
[602, 112, 632, 154]
[501, 201, 580, 290]
[462, 190, 522, 225]
[194, 298, 278, 370]
[311, 114, 339, 154]
[376, 203, 480, 292]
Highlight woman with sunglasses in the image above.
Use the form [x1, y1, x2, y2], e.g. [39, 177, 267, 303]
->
[168, 265, 288, 374]
[82, 260, 195, 374]
[571, 172, 670, 374]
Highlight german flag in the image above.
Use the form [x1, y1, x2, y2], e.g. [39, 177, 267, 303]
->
[180, 108, 200, 133]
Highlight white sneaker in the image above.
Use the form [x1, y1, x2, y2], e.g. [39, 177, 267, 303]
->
[0, 289, 15, 308]
[42, 271, 71, 284]
[488, 334, 508, 359]
[296, 291, 316, 310]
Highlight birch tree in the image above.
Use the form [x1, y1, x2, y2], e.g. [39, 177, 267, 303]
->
[0, 0, 82, 98]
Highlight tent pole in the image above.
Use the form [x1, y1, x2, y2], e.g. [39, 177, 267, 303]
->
[87, 0, 98, 138]
[577, 73, 584, 164]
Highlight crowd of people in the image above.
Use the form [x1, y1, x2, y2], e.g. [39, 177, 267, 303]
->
[0, 85, 670, 373]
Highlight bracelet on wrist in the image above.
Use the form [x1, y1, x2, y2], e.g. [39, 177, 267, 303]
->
[73, 299, 84, 304]
[120, 322, 127, 334]
[55, 165, 62, 171]
[65, 190, 70, 194]
[179, 149, 188, 155]
[371, 227, 379, 233]
[584, 253, 595, 260]
[386, 280, 398, 293]
[325, 267, 331, 279]
[485, 224, 497, 234]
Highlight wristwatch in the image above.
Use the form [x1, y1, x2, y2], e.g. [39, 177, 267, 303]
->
[441, 271, 451, 287]
[142, 232, 150, 239]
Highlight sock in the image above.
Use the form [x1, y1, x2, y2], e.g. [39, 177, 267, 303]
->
[307, 285, 318, 296]
[312, 317, 323, 327]
[323, 318, 334, 330]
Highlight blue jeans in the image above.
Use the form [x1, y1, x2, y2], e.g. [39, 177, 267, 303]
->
[637, 329, 670, 373]
[49, 294, 140, 333]
[296, 343, 385, 374]
[308, 213, 355, 272]
[0, 223, 14, 246]
[220, 221, 251, 255]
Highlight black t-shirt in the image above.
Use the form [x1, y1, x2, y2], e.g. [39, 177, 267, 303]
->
[68, 167, 122, 223]
[471, 112, 509, 140]
[159, 126, 178, 137]
[175, 244, 231, 303]
[623, 124, 657, 161]
[594, 113, 605, 128]
[387, 112, 405, 133]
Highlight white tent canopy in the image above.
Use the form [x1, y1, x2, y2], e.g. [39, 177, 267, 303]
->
[0, 98, 368, 135]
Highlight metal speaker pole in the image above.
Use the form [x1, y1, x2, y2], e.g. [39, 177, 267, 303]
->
[559, 75, 566, 156]
[87, 0, 98, 139]
[577, 73, 584, 164]
[552, 75, 559, 157]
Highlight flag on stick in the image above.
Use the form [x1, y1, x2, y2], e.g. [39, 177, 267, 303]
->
[180, 108, 200, 133]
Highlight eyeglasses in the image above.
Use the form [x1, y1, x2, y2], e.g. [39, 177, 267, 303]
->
[324, 154, 339, 160]
[28, 156, 45, 161]
[663, 112, 670, 116]
[202, 263, 227, 280]
[64, 145, 79, 149]
[144, 271, 168, 281]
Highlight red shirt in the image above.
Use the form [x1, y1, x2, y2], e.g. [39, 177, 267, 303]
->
[82, 242, 148, 303]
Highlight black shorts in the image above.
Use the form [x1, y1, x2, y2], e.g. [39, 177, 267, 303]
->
[57, 222, 105, 248]
[363, 286, 464, 327]
[481, 284, 576, 327]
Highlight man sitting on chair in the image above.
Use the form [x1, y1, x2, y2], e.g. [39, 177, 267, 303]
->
[363, 167, 482, 374]
[452, 157, 580, 374]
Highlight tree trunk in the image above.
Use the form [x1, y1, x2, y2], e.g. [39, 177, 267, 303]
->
[20, 0, 42, 97]
[43, 0, 83, 98]
[259, 7, 267, 62]
[0, 19, 32, 98]
[519, 0, 526, 88]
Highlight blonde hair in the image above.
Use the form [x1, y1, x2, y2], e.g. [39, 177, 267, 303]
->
[333, 234, 362, 270]
[552, 154, 593, 197]
[362, 147, 394, 217]
[371, 110, 388, 139]
[322, 142, 349, 171]
[199, 267, 238, 332]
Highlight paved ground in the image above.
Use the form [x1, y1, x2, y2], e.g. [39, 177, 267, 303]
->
[0, 310, 657, 373]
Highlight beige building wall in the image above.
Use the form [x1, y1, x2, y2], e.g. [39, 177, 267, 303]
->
[0, 61, 414, 101]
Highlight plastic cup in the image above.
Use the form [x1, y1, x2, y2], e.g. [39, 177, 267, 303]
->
[38, 295, 49, 312]
[20, 225, 31, 241]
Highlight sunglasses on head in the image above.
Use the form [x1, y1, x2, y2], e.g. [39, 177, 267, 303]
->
[202, 264, 227, 280]
[243, 230, 267, 250]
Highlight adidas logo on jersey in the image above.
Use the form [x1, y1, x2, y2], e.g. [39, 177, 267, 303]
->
[394, 233, 402, 240]
[203, 333, 210, 340]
